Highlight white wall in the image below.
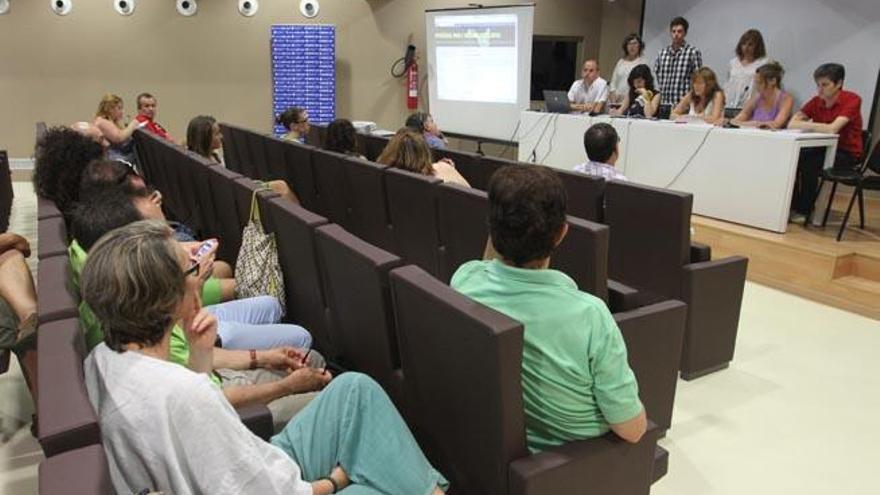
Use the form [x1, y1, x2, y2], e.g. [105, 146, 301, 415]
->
[643, 0, 880, 121]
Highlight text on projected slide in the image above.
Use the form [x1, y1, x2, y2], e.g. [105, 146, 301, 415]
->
[434, 14, 518, 104]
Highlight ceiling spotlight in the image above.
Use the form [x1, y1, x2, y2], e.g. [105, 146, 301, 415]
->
[176, 0, 196, 16]
[299, 0, 319, 18]
[114, 0, 136, 16]
[0, 0, 10, 15]
[50, 0, 72, 16]
[239, 0, 258, 17]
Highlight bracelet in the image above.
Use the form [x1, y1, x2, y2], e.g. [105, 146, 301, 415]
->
[249, 349, 257, 370]
[319, 476, 339, 493]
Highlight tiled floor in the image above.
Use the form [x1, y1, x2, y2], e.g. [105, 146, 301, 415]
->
[1, 180, 878, 494]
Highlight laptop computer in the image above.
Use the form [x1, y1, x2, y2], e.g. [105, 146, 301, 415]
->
[543, 90, 571, 114]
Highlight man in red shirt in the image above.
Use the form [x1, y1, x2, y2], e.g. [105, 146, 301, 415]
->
[134, 93, 175, 143]
[788, 63, 863, 217]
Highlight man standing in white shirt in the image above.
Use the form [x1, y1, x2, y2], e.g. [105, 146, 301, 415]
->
[568, 60, 609, 114]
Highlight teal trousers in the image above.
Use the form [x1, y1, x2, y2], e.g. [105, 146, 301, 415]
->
[271, 372, 449, 495]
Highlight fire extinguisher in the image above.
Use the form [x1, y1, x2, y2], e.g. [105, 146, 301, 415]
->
[393, 44, 419, 109]
[406, 59, 419, 110]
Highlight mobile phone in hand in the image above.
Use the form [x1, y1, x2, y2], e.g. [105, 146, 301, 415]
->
[193, 239, 218, 260]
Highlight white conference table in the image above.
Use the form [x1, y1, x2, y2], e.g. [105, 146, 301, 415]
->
[516, 110, 838, 233]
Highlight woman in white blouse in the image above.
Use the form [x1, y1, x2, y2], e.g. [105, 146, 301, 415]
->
[723, 29, 769, 109]
[609, 33, 649, 108]
[82, 220, 448, 495]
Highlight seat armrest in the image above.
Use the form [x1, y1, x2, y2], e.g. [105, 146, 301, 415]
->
[236, 404, 274, 440]
[615, 300, 686, 432]
[690, 242, 711, 263]
[608, 279, 641, 312]
[509, 422, 659, 495]
[39, 444, 113, 494]
[680, 256, 749, 380]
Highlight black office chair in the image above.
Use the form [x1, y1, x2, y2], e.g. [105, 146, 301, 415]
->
[834, 137, 880, 241]
[804, 130, 872, 233]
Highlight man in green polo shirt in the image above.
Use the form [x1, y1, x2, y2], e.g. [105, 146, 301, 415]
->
[451, 165, 646, 452]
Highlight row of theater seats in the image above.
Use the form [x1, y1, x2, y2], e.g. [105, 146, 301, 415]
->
[216, 125, 698, 433]
[225, 122, 749, 381]
[35, 186, 271, 494]
[130, 129, 671, 494]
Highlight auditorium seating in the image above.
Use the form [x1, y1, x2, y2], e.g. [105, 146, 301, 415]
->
[358, 132, 392, 161]
[37, 195, 63, 221]
[37, 318, 100, 457]
[390, 265, 662, 495]
[219, 124, 615, 305]
[312, 151, 395, 251]
[37, 215, 67, 260]
[39, 444, 113, 495]
[259, 195, 335, 357]
[604, 181, 749, 379]
[314, 224, 404, 401]
[36, 255, 77, 324]
[133, 127, 684, 488]
[385, 167, 444, 275]
[0, 149, 12, 233]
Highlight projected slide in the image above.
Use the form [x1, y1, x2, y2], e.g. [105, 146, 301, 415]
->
[434, 14, 518, 104]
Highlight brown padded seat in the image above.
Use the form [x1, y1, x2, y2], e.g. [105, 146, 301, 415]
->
[260, 196, 334, 357]
[204, 165, 246, 262]
[37, 255, 78, 324]
[37, 318, 101, 457]
[432, 148, 487, 190]
[39, 444, 113, 495]
[358, 133, 391, 162]
[312, 152, 394, 252]
[280, 139, 320, 211]
[37, 215, 68, 260]
[554, 168, 605, 222]
[230, 176, 279, 230]
[37, 195, 63, 221]
[390, 265, 661, 495]
[435, 182, 490, 283]
[551, 216, 609, 302]
[614, 300, 687, 432]
[314, 224, 403, 396]
[605, 181, 690, 301]
[604, 181, 748, 379]
[245, 129, 272, 180]
[219, 123, 246, 174]
[384, 167, 443, 276]
[312, 151, 354, 226]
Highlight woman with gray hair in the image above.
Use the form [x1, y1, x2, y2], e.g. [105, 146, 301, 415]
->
[82, 220, 448, 495]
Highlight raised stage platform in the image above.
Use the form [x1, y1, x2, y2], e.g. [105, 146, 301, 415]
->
[692, 191, 880, 320]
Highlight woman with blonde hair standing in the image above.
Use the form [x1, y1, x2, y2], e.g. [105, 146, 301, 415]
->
[93, 94, 145, 163]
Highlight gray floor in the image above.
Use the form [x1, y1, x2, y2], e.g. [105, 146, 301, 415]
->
[2, 181, 878, 494]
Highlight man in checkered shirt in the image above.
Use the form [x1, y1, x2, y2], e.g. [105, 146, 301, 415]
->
[573, 123, 627, 181]
[653, 17, 702, 108]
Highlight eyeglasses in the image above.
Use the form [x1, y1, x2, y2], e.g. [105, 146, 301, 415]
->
[183, 262, 200, 278]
